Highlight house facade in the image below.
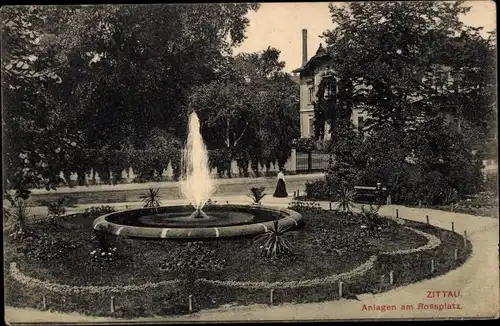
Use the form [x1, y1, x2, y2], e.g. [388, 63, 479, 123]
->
[293, 29, 367, 140]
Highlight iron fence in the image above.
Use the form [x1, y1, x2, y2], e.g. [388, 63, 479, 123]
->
[296, 152, 331, 172]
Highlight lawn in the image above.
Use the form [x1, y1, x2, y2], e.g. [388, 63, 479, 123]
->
[4, 204, 471, 318]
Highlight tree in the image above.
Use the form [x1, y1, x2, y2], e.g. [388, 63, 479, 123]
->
[3, 4, 262, 189]
[320, 1, 495, 136]
[189, 47, 299, 174]
[256, 72, 300, 169]
[2, 6, 83, 195]
[316, 1, 494, 203]
[325, 120, 365, 190]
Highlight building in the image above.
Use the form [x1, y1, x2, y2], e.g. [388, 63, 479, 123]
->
[293, 29, 368, 139]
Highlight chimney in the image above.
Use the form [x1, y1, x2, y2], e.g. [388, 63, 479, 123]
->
[302, 29, 308, 67]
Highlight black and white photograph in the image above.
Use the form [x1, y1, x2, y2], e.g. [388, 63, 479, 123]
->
[2, 2, 498, 323]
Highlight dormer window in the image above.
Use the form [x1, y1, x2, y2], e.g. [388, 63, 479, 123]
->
[323, 67, 334, 78]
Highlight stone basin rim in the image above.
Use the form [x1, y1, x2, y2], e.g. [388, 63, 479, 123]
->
[92, 204, 303, 239]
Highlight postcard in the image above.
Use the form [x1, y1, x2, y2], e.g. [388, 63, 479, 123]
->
[2, 2, 498, 323]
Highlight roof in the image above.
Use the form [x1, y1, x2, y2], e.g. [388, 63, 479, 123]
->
[292, 44, 332, 74]
[290, 75, 300, 85]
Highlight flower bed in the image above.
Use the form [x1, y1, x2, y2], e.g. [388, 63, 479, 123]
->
[4, 207, 471, 317]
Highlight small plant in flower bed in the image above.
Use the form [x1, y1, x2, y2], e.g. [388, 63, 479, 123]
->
[307, 228, 370, 254]
[248, 186, 267, 204]
[90, 247, 118, 264]
[83, 205, 116, 218]
[20, 232, 81, 262]
[304, 179, 331, 200]
[255, 220, 298, 260]
[140, 188, 162, 207]
[335, 186, 356, 213]
[159, 241, 227, 276]
[288, 200, 324, 214]
[359, 204, 398, 234]
[89, 228, 129, 268]
[40, 197, 67, 219]
[452, 192, 499, 218]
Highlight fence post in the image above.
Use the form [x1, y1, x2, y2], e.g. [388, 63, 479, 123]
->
[270, 289, 274, 305]
[42, 295, 46, 310]
[454, 248, 458, 261]
[389, 271, 394, 285]
[338, 281, 343, 298]
[110, 296, 115, 313]
[297, 190, 300, 197]
[430, 259, 435, 273]
[293, 191, 296, 198]
[329, 202, 332, 211]
[188, 295, 193, 313]
[395, 209, 399, 218]
[451, 222, 454, 232]
[426, 215, 429, 224]
[386, 195, 391, 205]
[463, 231, 467, 248]
[450, 203, 454, 212]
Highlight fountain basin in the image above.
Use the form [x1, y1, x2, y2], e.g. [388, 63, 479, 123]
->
[92, 205, 303, 239]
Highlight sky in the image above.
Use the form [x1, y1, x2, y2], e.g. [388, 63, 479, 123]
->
[234, 1, 497, 73]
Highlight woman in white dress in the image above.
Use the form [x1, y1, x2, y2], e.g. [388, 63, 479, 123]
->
[273, 169, 288, 198]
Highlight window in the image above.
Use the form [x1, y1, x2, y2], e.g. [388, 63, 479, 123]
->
[308, 116, 314, 137]
[308, 86, 314, 103]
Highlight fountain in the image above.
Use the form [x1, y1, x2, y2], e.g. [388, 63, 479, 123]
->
[92, 112, 303, 239]
[180, 112, 215, 219]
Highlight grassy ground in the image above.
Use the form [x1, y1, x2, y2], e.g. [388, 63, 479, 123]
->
[4, 207, 470, 318]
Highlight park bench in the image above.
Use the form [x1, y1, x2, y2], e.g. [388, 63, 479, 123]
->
[354, 185, 387, 204]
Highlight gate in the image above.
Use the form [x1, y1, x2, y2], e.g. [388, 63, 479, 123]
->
[296, 151, 331, 173]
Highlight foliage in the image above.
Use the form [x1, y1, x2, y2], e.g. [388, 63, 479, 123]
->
[83, 205, 116, 219]
[159, 241, 227, 275]
[190, 47, 299, 171]
[2, 4, 261, 193]
[90, 247, 119, 265]
[309, 228, 368, 254]
[360, 204, 381, 219]
[304, 180, 332, 200]
[484, 174, 498, 195]
[255, 220, 297, 259]
[4, 196, 30, 236]
[451, 192, 499, 218]
[317, 1, 494, 206]
[335, 186, 356, 213]
[140, 188, 162, 208]
[321, 1, 495, 136]
[325, 121, 365, 190]
[248, 186, 267, 204]
[21, 232, 80, 262]
[288, 200, 324, 214]
[356, 116, 485, 205]
[2, 6, 83, 195]
[40, 197, 67, 218]
[360, 204, 386, 231]
[292, 137, 316, 153]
